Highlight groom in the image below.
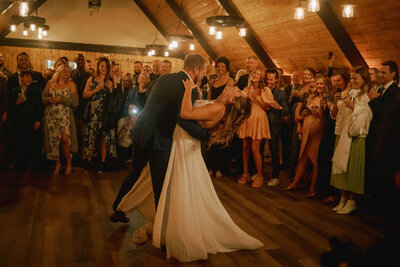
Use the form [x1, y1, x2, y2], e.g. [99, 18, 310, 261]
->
[110, 54, 209, 223]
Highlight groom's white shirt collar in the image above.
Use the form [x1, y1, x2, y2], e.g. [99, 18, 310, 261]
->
[182, 70, 193, 82]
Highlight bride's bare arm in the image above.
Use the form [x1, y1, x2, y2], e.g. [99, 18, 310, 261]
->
[181, 79, 225, 121]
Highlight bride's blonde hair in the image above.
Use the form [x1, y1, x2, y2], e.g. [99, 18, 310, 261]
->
[208, 96, 252, 148]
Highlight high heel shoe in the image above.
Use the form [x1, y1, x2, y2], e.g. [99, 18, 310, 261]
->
[65, 166, 72, 175]
[98, 161, 105, 174]
[283, 184, 298, 191]
[238, 173, 249, 184]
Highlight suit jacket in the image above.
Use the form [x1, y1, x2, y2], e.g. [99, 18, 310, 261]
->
[267, 86, 289, 136]
[0, 77, 7, 116]
[71, 68, 92, 118]
[132, 71, 208, 151]
[368, 82, 400, 146]
[7, 71, 46, 92]
[236, 74, 249, 90]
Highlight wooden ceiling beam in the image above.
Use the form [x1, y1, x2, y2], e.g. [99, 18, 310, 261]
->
[0, 0, 47, 38]
[217, 0, 276, 69]
[165, 0, 218, 60]
[132, 0, 185, 59]
[318, 2, 368, 67]
[0, 1, 13, 14]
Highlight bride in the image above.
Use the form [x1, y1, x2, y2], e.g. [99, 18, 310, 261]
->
[116, 78, 264, 262]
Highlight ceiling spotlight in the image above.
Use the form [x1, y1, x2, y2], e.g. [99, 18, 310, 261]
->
[238, 28, 246, 37]
[308, 0, 320, 12]
[189, 43, 195, 51]
[23, 29, 28, 36]
[164, 51, 169, 57]
[19, 1, 29, 17]
[10, 24, 17, 32]
[342, 2, 355, 18]
[208, 26, 216, 36]
[30, 24, 36, 31]
[215, 31, 222, 40]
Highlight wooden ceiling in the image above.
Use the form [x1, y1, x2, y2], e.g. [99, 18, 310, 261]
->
[0, 0, 399, 74]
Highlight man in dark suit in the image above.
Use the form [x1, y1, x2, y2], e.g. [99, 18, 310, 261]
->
[366, 60, 400, 207]
[7, 52, 45, 92]
[110, 54, 209, 223]
[70, 53, 92, 164]
[265, 69, 289, 187]
[236, 55, 258, 90]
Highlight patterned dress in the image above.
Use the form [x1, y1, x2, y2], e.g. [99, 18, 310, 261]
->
[45, 87, 71, 160]
[83, 81, 117, 159]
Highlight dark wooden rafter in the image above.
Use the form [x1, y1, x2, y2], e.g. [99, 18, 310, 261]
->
[0, 0, 47, 38]
[217, 0, 276, 69]
[132, 0, 185, 59]
[318, 2, 368, 67]
[0, 38, 146, 55]
[165, 0, 218, 61]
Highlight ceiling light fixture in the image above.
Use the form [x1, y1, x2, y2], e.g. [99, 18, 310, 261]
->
[19, 1, 29, 17]
[308, 0, 320, 12]
[342, 1, 355, 18]
[294, 1, 305, 20]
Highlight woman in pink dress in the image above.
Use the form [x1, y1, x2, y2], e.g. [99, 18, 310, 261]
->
[237, 69, 280, 187]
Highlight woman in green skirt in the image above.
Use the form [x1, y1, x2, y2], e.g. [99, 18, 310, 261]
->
[330, 66, 373, 214]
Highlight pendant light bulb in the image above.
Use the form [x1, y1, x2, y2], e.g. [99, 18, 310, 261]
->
[342, 3, 355, 18]
[238, 28, 247, 37]
[189, 43, 195, 51]
[10, 24, 17, 32]
[215, 31, 222, 40]
[19, 1, 29, 17]
[294, 5, 305, 20]
[208, 26, 216, 36]
[308, 0, 320, 12]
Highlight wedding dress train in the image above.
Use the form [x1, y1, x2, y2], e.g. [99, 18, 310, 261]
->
[117, 125, 263, 262]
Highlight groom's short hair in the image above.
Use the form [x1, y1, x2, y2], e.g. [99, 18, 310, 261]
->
[183, 54, 208, 71]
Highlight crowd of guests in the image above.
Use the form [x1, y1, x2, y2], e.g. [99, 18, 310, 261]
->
[0, 51, 399, 218]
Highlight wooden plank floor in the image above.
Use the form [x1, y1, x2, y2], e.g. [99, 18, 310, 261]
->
[0, 160, 386, 267]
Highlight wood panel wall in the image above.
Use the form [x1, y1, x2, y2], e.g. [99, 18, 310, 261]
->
[0, 46, 184, 74]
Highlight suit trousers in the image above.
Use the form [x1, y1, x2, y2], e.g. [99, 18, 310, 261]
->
[112, 140, 170, 213]
[13, 124, 42, 172]
[269, 128, 281, 178]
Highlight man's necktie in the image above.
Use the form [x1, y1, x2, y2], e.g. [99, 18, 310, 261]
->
[377, 87, 384, 94]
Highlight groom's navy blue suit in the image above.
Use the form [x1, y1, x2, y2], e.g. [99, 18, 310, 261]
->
[113, 71, 208, 211]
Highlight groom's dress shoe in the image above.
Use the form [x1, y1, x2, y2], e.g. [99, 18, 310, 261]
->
[109, 212, 129, 223]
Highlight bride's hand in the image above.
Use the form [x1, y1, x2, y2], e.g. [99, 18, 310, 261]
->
[182, 79, 195, 91]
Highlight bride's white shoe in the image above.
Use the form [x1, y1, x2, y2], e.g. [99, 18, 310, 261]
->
[132, 223, 153, 244]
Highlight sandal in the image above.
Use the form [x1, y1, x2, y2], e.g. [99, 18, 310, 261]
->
[238, 173, 250, 184]
[305, 191, 317, 198]
[322, 196, 337, 204]
[283, 184, 299, 191]
[251, 176, 263, 188]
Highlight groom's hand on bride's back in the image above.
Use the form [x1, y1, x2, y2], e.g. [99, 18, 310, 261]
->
[178, 118, 209, 141]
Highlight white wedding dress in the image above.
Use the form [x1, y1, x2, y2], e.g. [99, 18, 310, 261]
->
[117, 100, 263, 262]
